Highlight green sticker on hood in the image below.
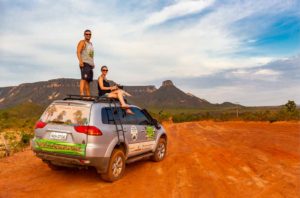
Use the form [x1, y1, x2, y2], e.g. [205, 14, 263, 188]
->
[34, 139, 86, 156]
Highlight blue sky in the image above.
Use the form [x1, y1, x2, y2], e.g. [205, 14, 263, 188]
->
[0, 0, 299, 106]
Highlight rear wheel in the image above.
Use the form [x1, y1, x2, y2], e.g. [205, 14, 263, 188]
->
[151, 138, 167, 162]
[101, 149, 125, 182]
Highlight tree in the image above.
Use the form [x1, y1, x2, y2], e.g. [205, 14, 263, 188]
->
[285, 100, 297, 112]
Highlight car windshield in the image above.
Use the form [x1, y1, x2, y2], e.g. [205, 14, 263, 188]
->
[41, 104, 90, 126]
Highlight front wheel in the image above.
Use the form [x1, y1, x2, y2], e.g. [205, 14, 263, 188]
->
[101, 149, 125, 182]
[151, 138, 167, 162]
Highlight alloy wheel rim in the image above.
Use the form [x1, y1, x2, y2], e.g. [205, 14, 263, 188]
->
[157, 143, 165, 159]
[112, 156, 123, 177]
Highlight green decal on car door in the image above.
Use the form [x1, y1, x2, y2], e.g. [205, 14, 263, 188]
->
[146, 126, 156, 140]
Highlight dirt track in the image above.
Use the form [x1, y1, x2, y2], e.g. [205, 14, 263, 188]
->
[1, 121, 300, 198]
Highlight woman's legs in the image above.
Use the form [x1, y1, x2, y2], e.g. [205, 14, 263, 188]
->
[107, 90, 127, 106]
[107, 90, 133, 114]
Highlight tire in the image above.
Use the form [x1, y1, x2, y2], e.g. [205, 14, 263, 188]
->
[151, 138, 167, 162]
[101, 149, 126, 182]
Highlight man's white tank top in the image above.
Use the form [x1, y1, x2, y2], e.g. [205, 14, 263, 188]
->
[81, 41, 94, 66]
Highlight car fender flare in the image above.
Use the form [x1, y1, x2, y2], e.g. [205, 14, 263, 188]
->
[153, 133, 167, 152]
[103, 137, 128, 158]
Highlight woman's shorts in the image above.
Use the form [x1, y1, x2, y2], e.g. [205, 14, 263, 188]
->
[100, 93, 109, 98]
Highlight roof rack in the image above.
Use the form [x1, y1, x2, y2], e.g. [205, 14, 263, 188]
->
[63, 94, 120, 103]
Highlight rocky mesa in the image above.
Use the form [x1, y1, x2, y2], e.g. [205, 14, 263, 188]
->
[0, 78, 236, 109]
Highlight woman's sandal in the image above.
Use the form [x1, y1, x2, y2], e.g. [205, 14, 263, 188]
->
[121, 105, 129, 109]
[126, 109, 134, 115]
[121, 105, 134, 115]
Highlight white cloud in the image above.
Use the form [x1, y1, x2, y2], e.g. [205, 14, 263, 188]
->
[231, 68, 280, 81]
[187, 84, 300, 106]
[0, 0, 292, 84]
[0, 0, 299, 105]
[142, 0, 215, 27]
[254, 69, 280, 76]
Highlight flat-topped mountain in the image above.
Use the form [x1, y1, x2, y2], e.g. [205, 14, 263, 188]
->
[0, 78, 236, 109]
[128, 80, 211, 108]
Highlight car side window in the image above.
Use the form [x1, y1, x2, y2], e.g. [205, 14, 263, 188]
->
[122, 110, 135, 125]
[102, 107, 125, 124]
[101, 107, 114, 124]
[124, 107, 151, 125]
[102, 107, 151, 125]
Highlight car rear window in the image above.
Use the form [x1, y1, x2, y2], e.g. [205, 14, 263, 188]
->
[41, 103, 90, 126]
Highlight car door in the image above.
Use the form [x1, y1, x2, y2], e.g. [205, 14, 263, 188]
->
[101, 106, 145, 156]
[122, 107, 157, 156]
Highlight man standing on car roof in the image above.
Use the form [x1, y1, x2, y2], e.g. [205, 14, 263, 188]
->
[77, 29, 95, 96]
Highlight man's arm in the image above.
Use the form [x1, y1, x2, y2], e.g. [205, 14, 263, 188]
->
[77, 40, 85, 67]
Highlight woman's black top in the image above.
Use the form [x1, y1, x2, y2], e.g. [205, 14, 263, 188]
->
[98, 77, 111, 97]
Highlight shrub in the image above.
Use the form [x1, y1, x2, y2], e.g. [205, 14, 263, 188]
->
[21, 132, 33, 145]
[285, 100, 297, 112]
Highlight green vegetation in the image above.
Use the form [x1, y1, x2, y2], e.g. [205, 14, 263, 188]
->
[0, 102, 45, 131]
[150, 101, 300, 123]
[0, 103, 46, 157]
[0, 100, 299, 158]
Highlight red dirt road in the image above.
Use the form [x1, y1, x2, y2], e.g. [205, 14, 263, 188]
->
[1, 121, 300, 198]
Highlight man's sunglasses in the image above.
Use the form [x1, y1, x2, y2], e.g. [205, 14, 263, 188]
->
[85, 33, 91, 36]
[102, 69, 108, 72]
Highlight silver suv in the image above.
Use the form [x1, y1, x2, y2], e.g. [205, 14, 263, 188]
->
[31, 95, 167, 182]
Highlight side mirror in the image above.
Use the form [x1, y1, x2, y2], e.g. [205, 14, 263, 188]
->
[152, 119, 161, 130]
[142, 109, 161, 129]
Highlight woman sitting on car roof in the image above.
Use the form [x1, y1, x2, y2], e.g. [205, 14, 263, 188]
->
[98, 65, 134, 114]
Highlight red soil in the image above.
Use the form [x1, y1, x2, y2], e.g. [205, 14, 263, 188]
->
[0, 121, 299, 198]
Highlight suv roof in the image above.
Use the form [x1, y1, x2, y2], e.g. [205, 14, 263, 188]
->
[63, 95, 123, 104]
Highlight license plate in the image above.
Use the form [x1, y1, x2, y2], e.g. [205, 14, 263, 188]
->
[49, 132, 67, 140]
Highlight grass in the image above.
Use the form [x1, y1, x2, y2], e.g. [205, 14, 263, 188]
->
[0, 101, 299, 157]
[0, 102, 46, 131]
[0, 102, 46, 157]
[148, 104, 300, 123]
[0, 129, 34, 157]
